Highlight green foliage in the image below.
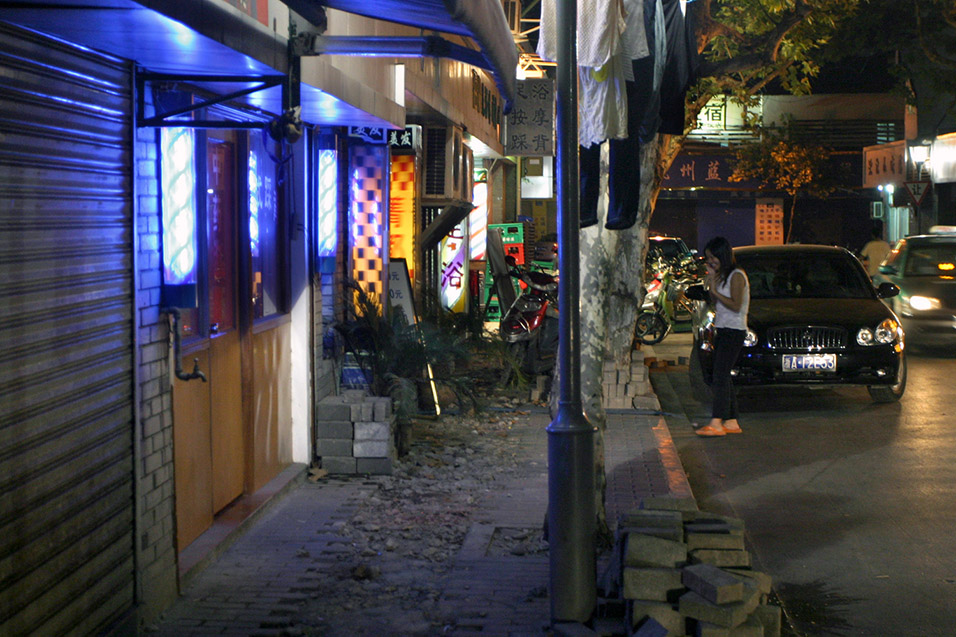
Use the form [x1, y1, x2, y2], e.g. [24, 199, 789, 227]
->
[337, 281, 485, 419]
[729, 123, 836, 241]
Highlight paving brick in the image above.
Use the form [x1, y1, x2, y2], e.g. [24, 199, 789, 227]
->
[641, 496, 699, 515]
[633, 616, 668, 637]
[682, 563, 744, 605]
[623, 567, 684, 602]
[630, 600, 684, 634]
[620, 509, 684, 529]
[679, 580, 760, 628]
[356, 457, 393, 475]
[354, 420, 391, 441]
[315, 420, 353, 439]
[320, 455, 356, 474]
[316, 397, 351, 421]
[353, 439, 391, 458]
[686, 531, 746, 551]
[752, 604, 782, 637]
[624, 533, 687, 568]
[689, 549, 752, 568]
[315, 438, 352, 457]
[694, 613, 764, 637]
[724, 569, 772, 596]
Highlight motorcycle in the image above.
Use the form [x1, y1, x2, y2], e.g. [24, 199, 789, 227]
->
[635, 264, 697, 345]
[498, 256, 559, 379]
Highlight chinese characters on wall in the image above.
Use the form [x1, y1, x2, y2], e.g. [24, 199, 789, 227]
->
[505, 79, 554, 156]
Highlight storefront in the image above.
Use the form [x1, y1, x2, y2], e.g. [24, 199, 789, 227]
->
[0, 0, 515, 632]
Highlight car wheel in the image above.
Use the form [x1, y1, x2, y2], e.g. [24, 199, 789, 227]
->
[689, 339, 713, 402]
[636, 312, 668, 345]
[867, 352, 906, 402]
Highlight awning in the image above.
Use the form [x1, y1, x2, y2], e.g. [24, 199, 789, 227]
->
[317, 0, 517, 113]
[0, 0, 516, 125]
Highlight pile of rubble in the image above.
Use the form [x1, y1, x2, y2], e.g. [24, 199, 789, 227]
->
[603, 497, 781, 637]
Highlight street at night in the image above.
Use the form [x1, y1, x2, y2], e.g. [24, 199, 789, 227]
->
[652, 333, 956, 635]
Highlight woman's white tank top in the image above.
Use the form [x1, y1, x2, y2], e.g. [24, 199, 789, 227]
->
[714, 269, 749, 330]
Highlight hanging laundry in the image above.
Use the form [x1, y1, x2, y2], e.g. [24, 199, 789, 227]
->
[580, 0, 664, 230]
[658, 0, 700, 134]
[578, 55, 629, 147]
[537, 0, 624, 69]
[620, 0, 650, 64]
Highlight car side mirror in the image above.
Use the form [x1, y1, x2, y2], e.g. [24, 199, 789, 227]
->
[878, 264, 897, 275]
[876, 282, 900, 299]
[684, 284, 709, 301]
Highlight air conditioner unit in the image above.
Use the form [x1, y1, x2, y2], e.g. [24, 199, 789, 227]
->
[461, 143, 474, 203]
[423, 126, 465, 201]
[503, 0, 522, 34]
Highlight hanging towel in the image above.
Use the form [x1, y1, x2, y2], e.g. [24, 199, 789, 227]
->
[578, 54, 629, 146]
[537, 0, 625, 69]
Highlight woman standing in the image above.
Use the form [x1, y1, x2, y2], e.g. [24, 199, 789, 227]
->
[695, 236, 750, 437]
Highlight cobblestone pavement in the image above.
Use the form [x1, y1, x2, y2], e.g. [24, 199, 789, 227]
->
[148, 394, 691, 637]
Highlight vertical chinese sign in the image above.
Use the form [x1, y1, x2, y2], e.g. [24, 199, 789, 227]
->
[506, 79, 554, 157]
[440, 222, 468, 313]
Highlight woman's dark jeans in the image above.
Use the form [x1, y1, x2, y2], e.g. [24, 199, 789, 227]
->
[711, 328, 746, 420]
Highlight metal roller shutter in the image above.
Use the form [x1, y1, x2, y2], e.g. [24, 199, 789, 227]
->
[0, 22, 136, 636]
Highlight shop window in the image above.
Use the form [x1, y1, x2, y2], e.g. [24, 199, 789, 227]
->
[248, 133, 282, 319]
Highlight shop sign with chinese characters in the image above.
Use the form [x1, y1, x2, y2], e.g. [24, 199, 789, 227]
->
[505, 79, 554, 156]
[440, 221, 468, 313]
[662, 155, 760, 189]
[863, 141, 905, 188]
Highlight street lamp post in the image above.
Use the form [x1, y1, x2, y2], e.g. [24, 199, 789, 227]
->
[548, 0, 597, 626]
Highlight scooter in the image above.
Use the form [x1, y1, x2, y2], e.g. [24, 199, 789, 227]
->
[499, 256, 559, 379]
[635, 266, 696, 345]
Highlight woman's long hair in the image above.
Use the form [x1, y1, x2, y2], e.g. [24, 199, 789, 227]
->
[704, 236, 736, 284]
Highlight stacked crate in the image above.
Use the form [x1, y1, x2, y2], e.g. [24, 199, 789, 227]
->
[315, 390, 395, 475]
[484, 222, 535, 321]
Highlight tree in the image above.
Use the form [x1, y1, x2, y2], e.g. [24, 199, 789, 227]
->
[572, 0, 870, 539]
[729, 127, 835, 242]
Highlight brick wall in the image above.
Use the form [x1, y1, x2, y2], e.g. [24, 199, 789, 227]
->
[133, 94, 179, 624]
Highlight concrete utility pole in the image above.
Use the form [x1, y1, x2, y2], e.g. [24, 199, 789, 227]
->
[548, 0, 596, 625]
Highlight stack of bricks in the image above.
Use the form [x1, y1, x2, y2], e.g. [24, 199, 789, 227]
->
[315, 389, 395, 475]
[602, 349, 652, 410]
[612, 497, 781, 636]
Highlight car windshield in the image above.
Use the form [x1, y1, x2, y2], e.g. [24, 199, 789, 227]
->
[739, 253, 873, 300]
[904, 244, 956, 276]
[650, 239, 688, 260]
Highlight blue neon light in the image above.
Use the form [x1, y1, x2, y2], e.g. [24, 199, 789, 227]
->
[317, 149, 338, 257]
[248, 152, 260, 257]
[161, 127, 197, 285]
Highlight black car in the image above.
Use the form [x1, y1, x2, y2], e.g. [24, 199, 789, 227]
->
[689, 245, 906, 402]
[872, 229, 956, 343]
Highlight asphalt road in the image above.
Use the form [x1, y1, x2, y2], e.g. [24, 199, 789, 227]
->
[649, 332, 956, 636]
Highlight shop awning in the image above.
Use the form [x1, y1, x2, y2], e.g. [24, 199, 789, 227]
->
[0, 0, 516, 126]
[315, 0, 517, 112]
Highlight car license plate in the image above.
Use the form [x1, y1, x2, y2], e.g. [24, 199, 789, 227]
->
[782, 354, 837, 372]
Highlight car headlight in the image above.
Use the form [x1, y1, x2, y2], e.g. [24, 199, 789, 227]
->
[875, 318, 900, 344]
[857, 319, 901, 346]
[744, 329, 758, 347]
[908, 295, 941, 311]
[857, 327, 873, 346]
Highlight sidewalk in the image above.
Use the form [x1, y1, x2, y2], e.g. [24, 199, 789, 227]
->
[150, 361, 693, 636]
